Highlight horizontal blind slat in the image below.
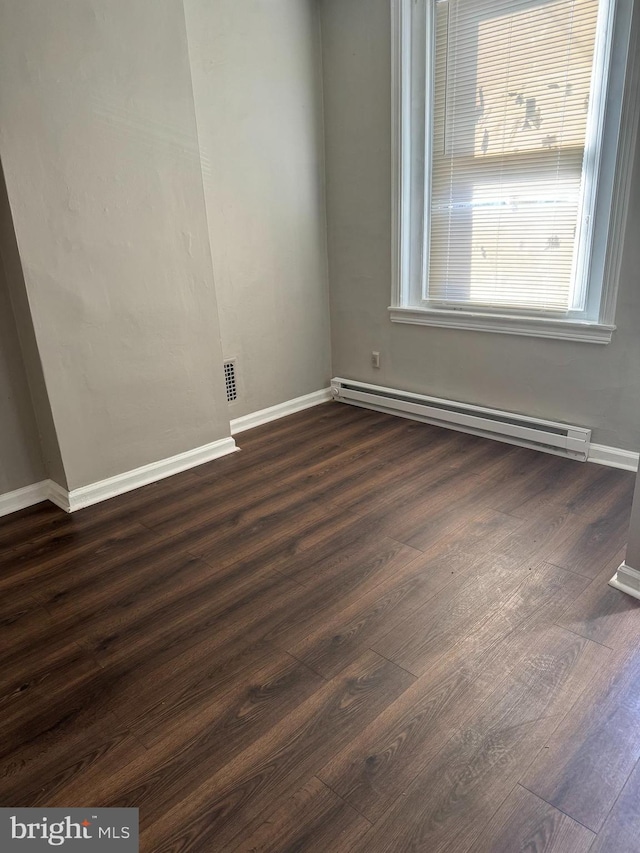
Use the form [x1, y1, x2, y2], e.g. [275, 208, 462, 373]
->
[428, 0, 599, 312]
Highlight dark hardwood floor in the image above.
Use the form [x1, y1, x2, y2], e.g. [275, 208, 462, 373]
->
[1, 401, 639, 852]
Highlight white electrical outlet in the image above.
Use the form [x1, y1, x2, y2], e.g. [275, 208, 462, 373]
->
[371, 351, 380, 368]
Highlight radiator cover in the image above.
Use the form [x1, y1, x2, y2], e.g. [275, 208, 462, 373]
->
[330, 378, 591, 461]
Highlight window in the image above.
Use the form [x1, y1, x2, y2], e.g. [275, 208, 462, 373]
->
[391, 0, 638, 343]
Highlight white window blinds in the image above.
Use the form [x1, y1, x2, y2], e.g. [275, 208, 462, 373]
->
[428, 0, 600, 313]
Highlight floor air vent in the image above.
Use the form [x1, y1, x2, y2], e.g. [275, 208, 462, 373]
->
[223, 360, 238, 402]
[331, 377, 591, 461]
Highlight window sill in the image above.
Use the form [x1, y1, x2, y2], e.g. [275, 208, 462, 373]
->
[388, 306, 615, 344]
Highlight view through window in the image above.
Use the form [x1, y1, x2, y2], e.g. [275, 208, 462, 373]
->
[428, 0, 599, 313]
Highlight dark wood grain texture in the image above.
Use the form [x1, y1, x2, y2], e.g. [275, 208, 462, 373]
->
[231, 777, 370, 853]
[469, 784, 595, 853]
[589, 757, 640, 853]
[0, 401, 637, 852]
[348, 627, 607, 853]
[139, 651, 414, 852]
[521, 642, 640, 832]
[316, 568, 592, 821]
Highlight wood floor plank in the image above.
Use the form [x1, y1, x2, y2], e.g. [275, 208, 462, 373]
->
[362, 465, 529, 555]
[139, 651, 415, 852]
[556, 547, 640, 650]
[194, 403, 384, 479]
[174, 492, 358, 574]
[543, 506, 631, 579]
[563, 465, 635, 522]
[317, 651, 502, 822]
[0, 470, 205, 556]
[230, 777, 371, 853]
[228, 401, 389, 458]
[0, 711, 135, 808]
[100, 527, 412, 677]
[0, 638, 95, 708]
[0, 520, 165, 597]
[2, 542, 220, 661]
[136, 414, 411, 538]
[589, 758, 640, 853]
[478, 451, 603, 511]
[483, 455, 633, 525]
[270, 527, 421, 593]
[38, 538, 216, 618]
[314, 430, 487, 520]
[129, 650, 323, 751]
[0, 403, 635, 851]
[0, 652, 118, 764]
[76, 519, 415, 675]
[521, 643, 640, 832]
[317, 584, 598, 822]
[81, 555, 302, 668]
[37, 652, 324, 819]
[276, 421, 459, 509]
[336, 464, 487, 542]
[469, 784, 595, 853]
[284, 511, 526, 680]
[285, 553, 468, 679]
[0, 589, 53, 661]
[138, 476, 322, 542]
[348, 628, 607, 853]
[262, 539, 430, 655]
[369, 550, 532, 676]
[15, 734, 150, 810]
[492, 509, 572, 563]
[0, 501, 64, 550]
[105, 638, 282, 732]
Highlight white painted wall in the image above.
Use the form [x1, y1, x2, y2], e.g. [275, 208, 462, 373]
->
[185, 0, 331, 418]
[0, 0, 231, 490]
[320, 0, 640, 452]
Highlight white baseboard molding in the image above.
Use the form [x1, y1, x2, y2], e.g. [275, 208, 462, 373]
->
[3, 415, 635, 520]
[609, 561, 640, 601]
[230, 388, 332, 435]
[46, 436, 238, 514]
[587, 443, 639, 472]
[0, 480, 50, 518]
[46, 480, 72, 513]
[62, 436, 237, 512]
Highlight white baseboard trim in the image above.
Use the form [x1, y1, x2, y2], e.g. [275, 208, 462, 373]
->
[3, 417, 634, 520]
[46, 480, 72, 513]
[609, 561, 640, 601]
[230, 388, 332, 435]
[587, 443, 639, 472]
[0, 480, 50, 518]
[49, 436, 238, 513]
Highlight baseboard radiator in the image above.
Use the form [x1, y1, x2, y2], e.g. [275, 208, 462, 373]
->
[330, 378, 591, 462]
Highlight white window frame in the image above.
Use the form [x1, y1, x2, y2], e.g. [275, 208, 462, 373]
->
[390, 0, 639, 344]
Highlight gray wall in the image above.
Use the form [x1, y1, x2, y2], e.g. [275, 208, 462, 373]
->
[0, 234, 45, 494]
[185, 0, 331, 418]
[0, 0, 231, 490]
[320, 0, 640, 452]
[0, 165, 67, 488]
